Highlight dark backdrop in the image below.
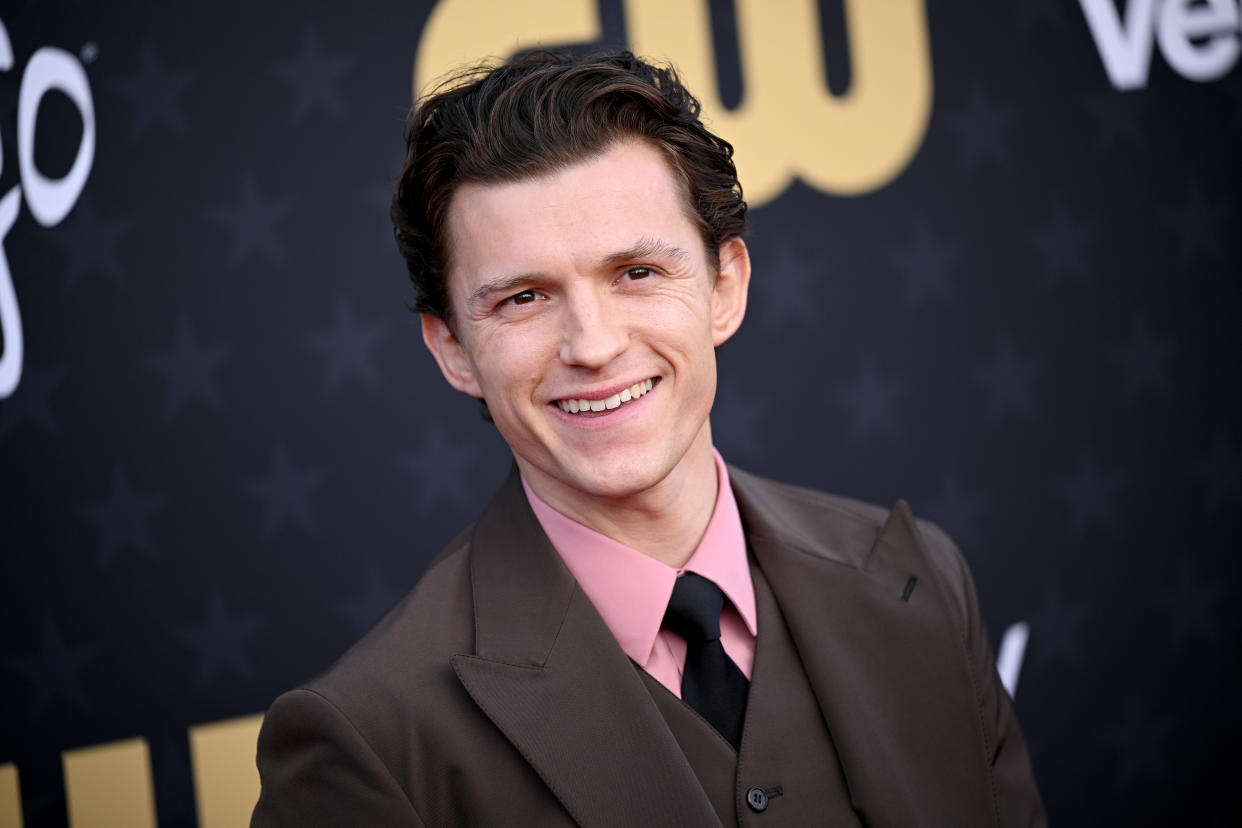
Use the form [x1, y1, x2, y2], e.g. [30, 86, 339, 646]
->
[1, 1, 1240, 825]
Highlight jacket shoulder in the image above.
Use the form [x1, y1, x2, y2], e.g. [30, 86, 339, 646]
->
[727, 464, 971, 610]
[254, 526, 484, 824]
[295, 526, 477, 746]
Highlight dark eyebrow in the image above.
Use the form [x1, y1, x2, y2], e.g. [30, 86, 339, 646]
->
[599, 236, 692, 270]
[466, 273, 538, 313]
[465, 237, 693, 313]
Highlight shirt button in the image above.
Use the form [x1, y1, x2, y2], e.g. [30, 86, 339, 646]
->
[746, 786, 768, 812]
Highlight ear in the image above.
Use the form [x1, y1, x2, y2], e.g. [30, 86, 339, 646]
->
[421, 313, 484, 399]
[710, 236, 751, 347]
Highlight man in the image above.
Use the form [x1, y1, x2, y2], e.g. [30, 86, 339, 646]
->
[252, 49, 1045, 826]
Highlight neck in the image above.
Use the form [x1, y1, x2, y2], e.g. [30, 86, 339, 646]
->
[521, 428, 720, 568]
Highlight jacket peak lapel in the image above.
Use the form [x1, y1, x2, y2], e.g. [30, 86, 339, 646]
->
[454, 468, 719, 827]
[731, 469, 996, 824]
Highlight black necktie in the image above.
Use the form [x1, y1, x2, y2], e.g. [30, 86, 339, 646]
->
[662, 572, 749, 750]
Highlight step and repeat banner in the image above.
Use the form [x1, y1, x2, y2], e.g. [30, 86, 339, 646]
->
[1, 1, 1239, 825]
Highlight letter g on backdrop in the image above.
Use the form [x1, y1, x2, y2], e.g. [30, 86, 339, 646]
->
[413, 0, 933, 204]
[0, 17, 96, 399]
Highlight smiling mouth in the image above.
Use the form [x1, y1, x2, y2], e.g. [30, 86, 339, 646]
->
[555, 378, 655, 415]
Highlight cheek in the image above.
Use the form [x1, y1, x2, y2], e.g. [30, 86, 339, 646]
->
[659, 304, 717, 351]
[473, 330, 551, 397]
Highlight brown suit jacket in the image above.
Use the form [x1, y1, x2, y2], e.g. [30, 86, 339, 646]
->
[252, 466, 1045, 826]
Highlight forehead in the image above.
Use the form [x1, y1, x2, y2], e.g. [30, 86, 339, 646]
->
[443, 141, 701, 292]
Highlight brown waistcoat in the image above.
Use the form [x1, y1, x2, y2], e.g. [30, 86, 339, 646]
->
[639, 560, 862, 827]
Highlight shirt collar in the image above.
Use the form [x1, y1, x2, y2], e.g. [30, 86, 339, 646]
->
[521, 449, 756, 668]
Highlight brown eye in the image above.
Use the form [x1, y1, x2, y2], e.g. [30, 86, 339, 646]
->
[509, 290, 537, 305]
[625, 267, 651, 280]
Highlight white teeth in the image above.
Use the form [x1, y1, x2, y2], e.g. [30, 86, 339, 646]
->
[556, 379, 656, 414]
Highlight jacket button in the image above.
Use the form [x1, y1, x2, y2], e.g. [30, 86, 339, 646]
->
[746, 786, 768, 812]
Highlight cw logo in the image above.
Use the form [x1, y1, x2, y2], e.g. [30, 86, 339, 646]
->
[0, 18, 95, 400]
[413, 0, 933, 204]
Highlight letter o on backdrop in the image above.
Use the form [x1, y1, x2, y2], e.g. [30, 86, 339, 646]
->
[18, 46, 95, 228]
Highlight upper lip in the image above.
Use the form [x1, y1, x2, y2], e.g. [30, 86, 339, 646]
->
[549, 377, 655, 403]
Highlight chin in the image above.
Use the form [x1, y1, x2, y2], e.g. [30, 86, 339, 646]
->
[564, 460, 670, 501]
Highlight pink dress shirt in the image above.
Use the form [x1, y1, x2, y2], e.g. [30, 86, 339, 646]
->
[521, 449, 756, 698]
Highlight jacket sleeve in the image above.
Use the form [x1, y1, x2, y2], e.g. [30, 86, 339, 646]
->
[919, 519, 1048, 828]
[251, 687, 427, 828]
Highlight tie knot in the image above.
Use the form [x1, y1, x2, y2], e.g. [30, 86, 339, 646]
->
[663, 572, 726, 644]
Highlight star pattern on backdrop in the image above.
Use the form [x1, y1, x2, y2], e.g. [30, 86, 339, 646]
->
[920, 470, 988, 551]
[242, 444, 326, 538]
[973, 337, 1039, 420]
[1101, 695, 1172, 786]
[1161, 184, 1230, 269]
[712, 383, 771, 464]
[1057, 450, 1124, 535]
[305, 300, 390, 393]
[57, 199, 136, 291]
[1016, 0, 1068, 29]
[5, 618, 99, 718]
[398, 423, 486, 513]
[145, 317, 231, 417]
[1027, 584, 1088, 667]
[173, 592, 262, 687]
[1193, 426, 1242, 513]
[108, 41, 194, 138]
[364, 181, 400, 246]
[0, 363, 65, 439]
[1082, 90, 1147, 150]
[271, 28, 356, 122]
[207, 172, 292, 268]
[834, 358, 904, 441]
[889, 220, 962, 308]
[754, 243, 824, 329]
[78, 467, 168, 566]
[1109, 316, 1174, 398]
[336, 564, 406, 636]
[364, 181, 396, 211]
[942, 85, 1017, 169]
[1028, 205, 1091, 285]
[363, 181, 395, 211]
[1153, 562, 1222, 646]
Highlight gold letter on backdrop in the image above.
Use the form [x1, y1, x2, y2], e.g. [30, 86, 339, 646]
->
[0, 763, 23, 827]
[62, 738, 157, 828]
[628, 0, 931, 200]
[413, 0, 932, 203]
[6, 715, 265, 828]
[189, 714, 264, 828]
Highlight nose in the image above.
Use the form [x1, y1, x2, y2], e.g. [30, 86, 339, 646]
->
[559, 287, 628, 369]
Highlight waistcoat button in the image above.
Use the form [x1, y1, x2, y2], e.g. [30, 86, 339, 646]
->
[746, 786, 768, 812]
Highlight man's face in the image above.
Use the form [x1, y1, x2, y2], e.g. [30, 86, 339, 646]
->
[422, 140, 750, 508]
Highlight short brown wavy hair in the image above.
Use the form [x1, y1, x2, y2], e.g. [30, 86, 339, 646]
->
[390, 49, 747, 326]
